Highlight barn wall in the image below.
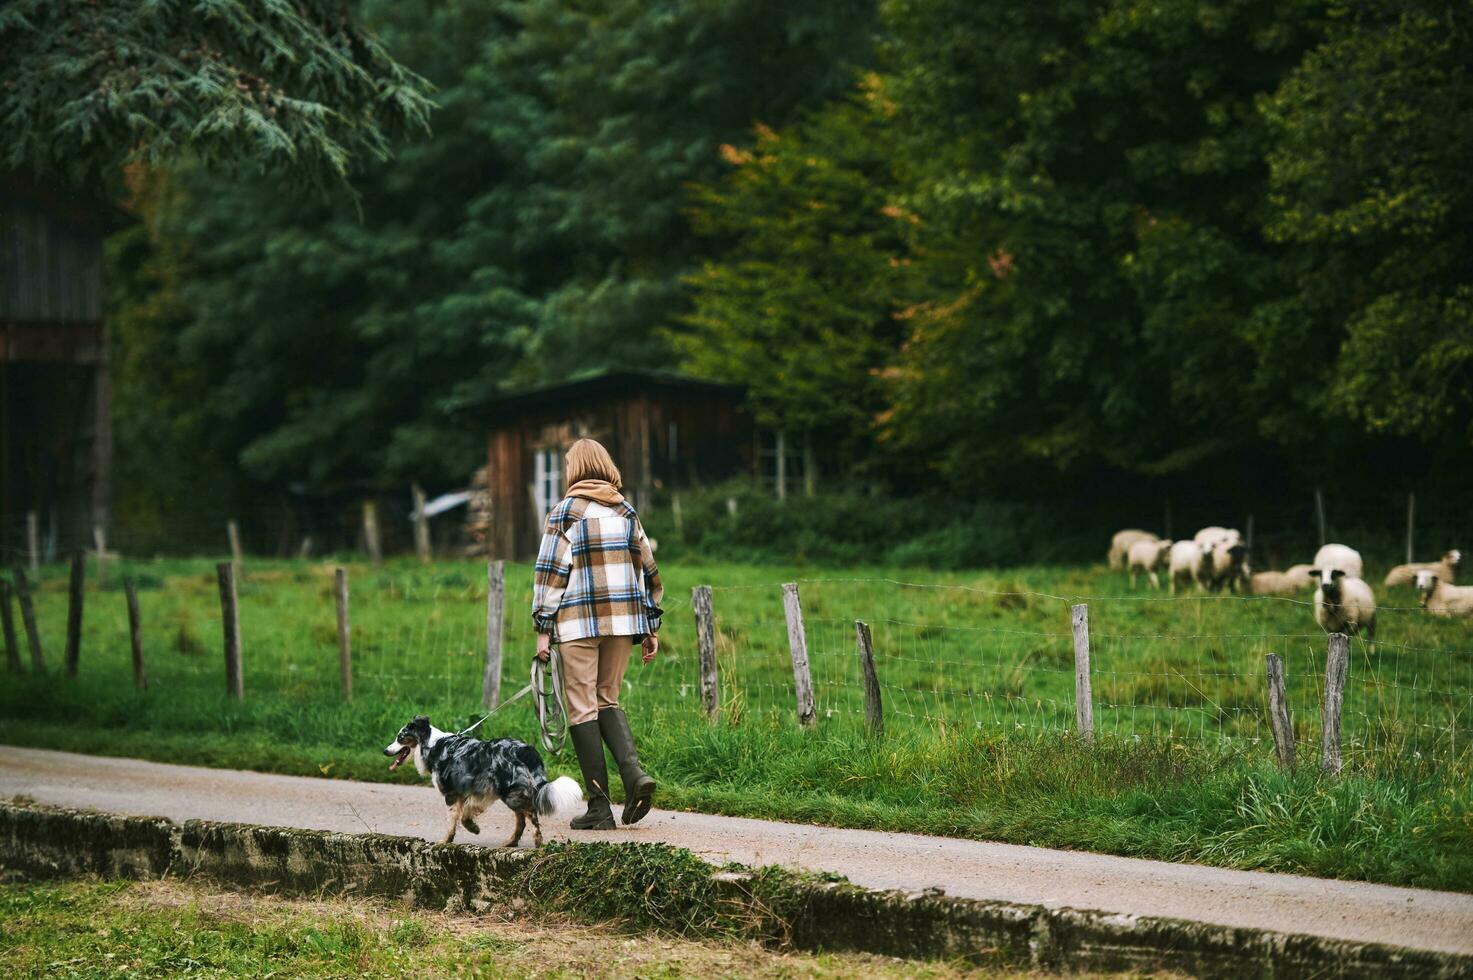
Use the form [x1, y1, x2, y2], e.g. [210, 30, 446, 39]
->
[0, 191, 104, 324]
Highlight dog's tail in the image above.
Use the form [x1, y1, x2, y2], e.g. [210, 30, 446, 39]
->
[536, 775, 583, 816]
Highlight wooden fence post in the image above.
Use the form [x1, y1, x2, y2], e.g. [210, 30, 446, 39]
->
[12, 567, 43, 673]
[482, 559, 505, 709]
[1265, 653, 1294, 769]
[1314, 488, 1327, 547]
[124, 576, 146, 691]
[93, 525, 108, 587]
[855, 620, 883, 737]
[1406, 492, 1416, 565]
[227, 519, 244, 579]
[334, 567, 352, 701]
[691, 585, 718, 722]
[781, 582, 816, 727]
[1321, 633, 1349, 774]
[217, 561, 243, 700]
[1, 581, 21, 673]
[726, 496, 738, 520]
[412, 483, 431, 564]
[1071, 603, 1093, 741]
[363, 501, 383, 567]
[26, 511, 39, 576]
[672, 493, 684, 535]
[297, 536, 314, 559]
[64, 551, 85, 677]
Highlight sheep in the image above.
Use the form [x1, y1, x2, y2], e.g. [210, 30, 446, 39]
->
[1109, 529, 1160, 570]
[1168, 539, 1210, 595]
[1385, 549, 1460, 588]
[1310, 567, 1377, 647]
[1127, 538, 1174, 590]
[1414, 569, 1473, 617]
[1312, 543, 1363, 580]
[1249, 564, 1315, 595]
[1192, 527, 1245, 592]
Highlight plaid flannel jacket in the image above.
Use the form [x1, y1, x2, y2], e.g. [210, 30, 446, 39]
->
[531, 495, 664, 642]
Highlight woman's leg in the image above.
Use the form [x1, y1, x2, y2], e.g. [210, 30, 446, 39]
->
[596, 636, 655, 825]
[559, 636, 614, 830]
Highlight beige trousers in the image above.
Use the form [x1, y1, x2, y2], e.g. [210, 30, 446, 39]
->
[560, 635, 633, 726]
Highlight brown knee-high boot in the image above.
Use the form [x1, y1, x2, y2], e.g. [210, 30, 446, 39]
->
[599, 708, 656, 825]
[568, 720, 615, 830]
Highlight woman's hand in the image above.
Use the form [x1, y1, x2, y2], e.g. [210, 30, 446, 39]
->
[641, 634, 659, 664]
[534, 632, 552, 662]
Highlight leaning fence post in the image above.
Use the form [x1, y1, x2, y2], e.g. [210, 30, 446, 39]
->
[93, 525, 108, 587]
[691, 585, 718, 722]
[26, 511, 39, 576]
[217, 561, 243, 700]
[12, 567, 44, 673]
[363, 501, 383, 567]
[412, 483, 431, 564]
[855, 620, 884, 737]
[124, 576, 146, 691]
[482, 559, 505, 709]
[335, 567, 352, 701]
[1321, 633, 1349, 774]
[227, 519, 244, 579]
[1071, 603, 1093, 741]
[64, 551, 85, 677]
[1265, 653, 1294, 769]
[1, 581, 21, 673]
[781, 582, 816, 727]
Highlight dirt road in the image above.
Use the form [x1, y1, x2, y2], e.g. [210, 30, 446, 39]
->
[3, 747, 1470, 955]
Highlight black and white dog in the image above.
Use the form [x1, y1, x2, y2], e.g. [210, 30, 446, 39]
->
[384, 716, 581, 847]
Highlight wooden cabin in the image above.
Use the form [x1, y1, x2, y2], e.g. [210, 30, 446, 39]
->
[1, 173, 119, 549]
[468, 370, 753, 559]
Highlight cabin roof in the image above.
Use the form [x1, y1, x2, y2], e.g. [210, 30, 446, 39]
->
[462, 369, 743, 422]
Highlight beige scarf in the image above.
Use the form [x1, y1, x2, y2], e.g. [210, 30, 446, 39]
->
[566, 479, 625, 507]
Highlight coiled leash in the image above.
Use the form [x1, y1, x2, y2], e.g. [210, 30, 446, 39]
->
[456, 647, 568, 755]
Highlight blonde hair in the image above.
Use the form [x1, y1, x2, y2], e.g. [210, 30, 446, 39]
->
[565, 438, 622, 489]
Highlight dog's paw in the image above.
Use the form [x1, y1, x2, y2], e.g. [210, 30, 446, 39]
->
[461, 817, 481, 834]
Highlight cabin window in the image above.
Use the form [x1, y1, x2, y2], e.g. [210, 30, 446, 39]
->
[533, 448, 561, 517]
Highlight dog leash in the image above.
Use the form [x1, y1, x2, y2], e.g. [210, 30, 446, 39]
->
[456, 648, 568, 755]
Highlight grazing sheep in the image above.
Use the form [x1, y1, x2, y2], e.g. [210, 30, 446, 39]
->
[1385, 549, 1461, 588]
[1310, 567, 1377, 646]
[1192, 527, 1245, 592]
[1249, 565, 1315, 595]
[1110, 529, 1160, 570]
[1128, 539, 1174, 590]
[1169, 539, 1210, 595]
[1312, 543, 1363, 580]
[1414, 570, 1473, 617]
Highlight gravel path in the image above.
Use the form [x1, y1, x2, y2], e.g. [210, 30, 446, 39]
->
[3, 747, 1470, 954]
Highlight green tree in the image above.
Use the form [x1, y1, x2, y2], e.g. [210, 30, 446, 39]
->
[1, 0, 432, 187]
[677, 79, 909, 465]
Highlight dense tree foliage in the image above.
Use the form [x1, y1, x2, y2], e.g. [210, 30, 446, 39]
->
[0, 0, 432, 187]
[101, 0, 1471, 518]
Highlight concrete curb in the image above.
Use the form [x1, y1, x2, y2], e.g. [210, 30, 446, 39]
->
[2, 802, 1467, 978]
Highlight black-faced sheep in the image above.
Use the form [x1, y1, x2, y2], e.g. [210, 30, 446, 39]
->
[1415, 570, 1473, 617]
[1128, 538, 1173, 590]
[1310, 567, 1377, 647]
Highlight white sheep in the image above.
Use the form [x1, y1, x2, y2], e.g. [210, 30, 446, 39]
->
[1312, 543, 1363, 580]
[1385, 549, 1460, 588]
[1415, 569, 1473, 617]
[1127, 538, 1174, 590]
[1192, 527, 1244, 592]
[1249, 564, 1315, 595]
[1310, 567, 1377, 646]
[1168, 539, 1210, 595]
[1109, 529, 1160, 570]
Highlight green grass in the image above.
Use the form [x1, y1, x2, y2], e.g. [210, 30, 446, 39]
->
[3, 877, 1069, 978]
[2, 555, 1471, 892]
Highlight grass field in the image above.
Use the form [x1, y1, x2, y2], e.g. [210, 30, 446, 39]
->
[4, 877, 1086, 978]
[2, 554, 1471, 892]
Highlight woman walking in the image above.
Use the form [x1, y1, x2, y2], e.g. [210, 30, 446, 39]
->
[531, 439, 662, 829]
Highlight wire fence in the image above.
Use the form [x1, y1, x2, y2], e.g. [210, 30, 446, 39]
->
[4, 557, 1471, 769]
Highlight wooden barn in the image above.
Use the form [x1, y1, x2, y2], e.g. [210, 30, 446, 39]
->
[468, 370, 754, 559]
[1, 173, 120, 552]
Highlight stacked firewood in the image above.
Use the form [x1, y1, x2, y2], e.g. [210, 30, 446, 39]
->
[463, 465, 493, 556]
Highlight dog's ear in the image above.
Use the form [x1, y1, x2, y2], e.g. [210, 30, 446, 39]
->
[413, 715, 430, 725]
